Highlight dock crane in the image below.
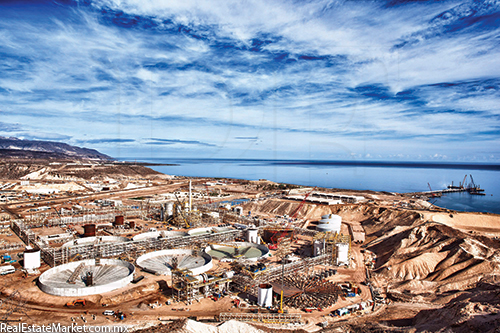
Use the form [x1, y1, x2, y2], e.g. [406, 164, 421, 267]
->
[427, 183, 441, 198]
[469, 174, 476, 190]
[461, 175, 467, 189]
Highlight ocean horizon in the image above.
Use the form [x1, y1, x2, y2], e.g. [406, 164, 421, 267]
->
[121, 157, 500, 215]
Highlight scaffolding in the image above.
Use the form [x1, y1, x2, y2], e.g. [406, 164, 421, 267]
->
[218, 312, 302, 325]
[233, 254, 331, 297]
[172, 271, 232, 303]
[11, 219, 244, 267]
[313, 232, 351, 266]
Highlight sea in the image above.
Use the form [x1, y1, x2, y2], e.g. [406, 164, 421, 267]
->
[124, 158, 500, 215]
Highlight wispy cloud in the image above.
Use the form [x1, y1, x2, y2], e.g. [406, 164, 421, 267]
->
[0, 0, 498, 161]
[145, 138, 217, 147]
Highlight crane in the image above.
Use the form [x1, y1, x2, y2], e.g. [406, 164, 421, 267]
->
[469, 174, 475, 190]
[461, 175, 467, 189]
[269, 187, 317, 251]
[427, 183, 440, 198]
[290, 187, 317, 220]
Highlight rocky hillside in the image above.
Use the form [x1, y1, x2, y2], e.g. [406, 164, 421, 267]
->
[0, 161, 166, 181]
[369, 222, 500, 300]
[0, 137, 110, 160]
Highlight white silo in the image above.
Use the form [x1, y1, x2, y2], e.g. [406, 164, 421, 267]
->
[23, 246, 41, 270]
[247, 228, 259, 244]
[257, 284, 273, 307]
[166, 202, 174, 217]
[336, 243, 349, 266]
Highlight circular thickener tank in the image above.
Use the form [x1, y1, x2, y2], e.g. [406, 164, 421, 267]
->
[83, 224, 96, 237]
[136, 249, 213, 276]
[114, 215, 124, 226]
[62, 236, 130, 248]
[23, 248, 41, 269]
[38, 259, 135, 296]
[133, 231, 188, 241]
[258, 284, 273, 307]
[205, 242, 269, 262]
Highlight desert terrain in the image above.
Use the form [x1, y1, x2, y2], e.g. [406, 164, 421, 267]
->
[0, 159, 498, 333]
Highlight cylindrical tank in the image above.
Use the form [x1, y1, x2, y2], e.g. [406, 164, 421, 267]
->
[246, 228, 259, 244]
[129, 221, 136, 229]
[223, 271, 234, 279]
[166, 202, 174, 217]
[313, 240, 324, 257]
[114, 215, 124, 226]
[23, 247, 41, 269]
[316, 214, 342, 233]
[83, 224, 96, 237]
[336, 243, 349, 266]
[234, 206, 243, 215]
[257, 283, 273, 307]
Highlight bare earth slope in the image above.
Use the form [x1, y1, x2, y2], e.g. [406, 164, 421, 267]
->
[0, 160, 166, 181]
[241, 198, 500, 332]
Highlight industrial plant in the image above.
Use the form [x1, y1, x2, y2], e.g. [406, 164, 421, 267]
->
[1, 163, 498, 332]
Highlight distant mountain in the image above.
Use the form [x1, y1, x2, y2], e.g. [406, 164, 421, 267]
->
[0, 137, 111, 160]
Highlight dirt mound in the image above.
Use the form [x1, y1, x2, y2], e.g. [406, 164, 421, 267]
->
[412, 279, 500, 333]
[369, 223, 500, 300]
[242, 200, 421, 237]
[134, 319, 266, 333]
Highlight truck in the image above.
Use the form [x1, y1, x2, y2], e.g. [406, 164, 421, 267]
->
[0, 265, 15, 275]
[66, 300, 86, 307]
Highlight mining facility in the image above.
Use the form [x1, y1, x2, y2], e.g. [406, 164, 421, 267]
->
[1, 179, 371, 327]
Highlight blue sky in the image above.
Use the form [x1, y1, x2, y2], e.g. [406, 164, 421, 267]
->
[0, 0, 499, 161]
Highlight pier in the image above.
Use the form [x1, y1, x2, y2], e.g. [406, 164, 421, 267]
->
[408, 174, 485, 198]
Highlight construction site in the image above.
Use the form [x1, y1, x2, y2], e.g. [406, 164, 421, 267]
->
[0, 162, 499, 332]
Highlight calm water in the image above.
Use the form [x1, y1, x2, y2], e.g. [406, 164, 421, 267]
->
[126, 158, 500, 214]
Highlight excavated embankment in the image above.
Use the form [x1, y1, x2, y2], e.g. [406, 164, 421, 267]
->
[242, 198, 500, 332]
[242, 199, 421, 238]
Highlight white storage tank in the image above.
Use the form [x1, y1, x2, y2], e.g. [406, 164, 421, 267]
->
[316, 214, 342, 233]
[257, 284, 273, 307]
[234, 206, 243, 215]
[336, 243, 349, 266]
[166, 202, 174, 217]
[23, 246, 41, 270]
[247, 228, 259, 244]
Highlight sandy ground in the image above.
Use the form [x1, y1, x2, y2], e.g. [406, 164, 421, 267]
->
[427, 211, 500, 235]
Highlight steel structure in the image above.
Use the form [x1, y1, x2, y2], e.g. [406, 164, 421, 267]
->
[12, 220, 243, 267]
[218, 312, 302, 325]
[171, 270, 231, 303]
[232, 254, 331, 297]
